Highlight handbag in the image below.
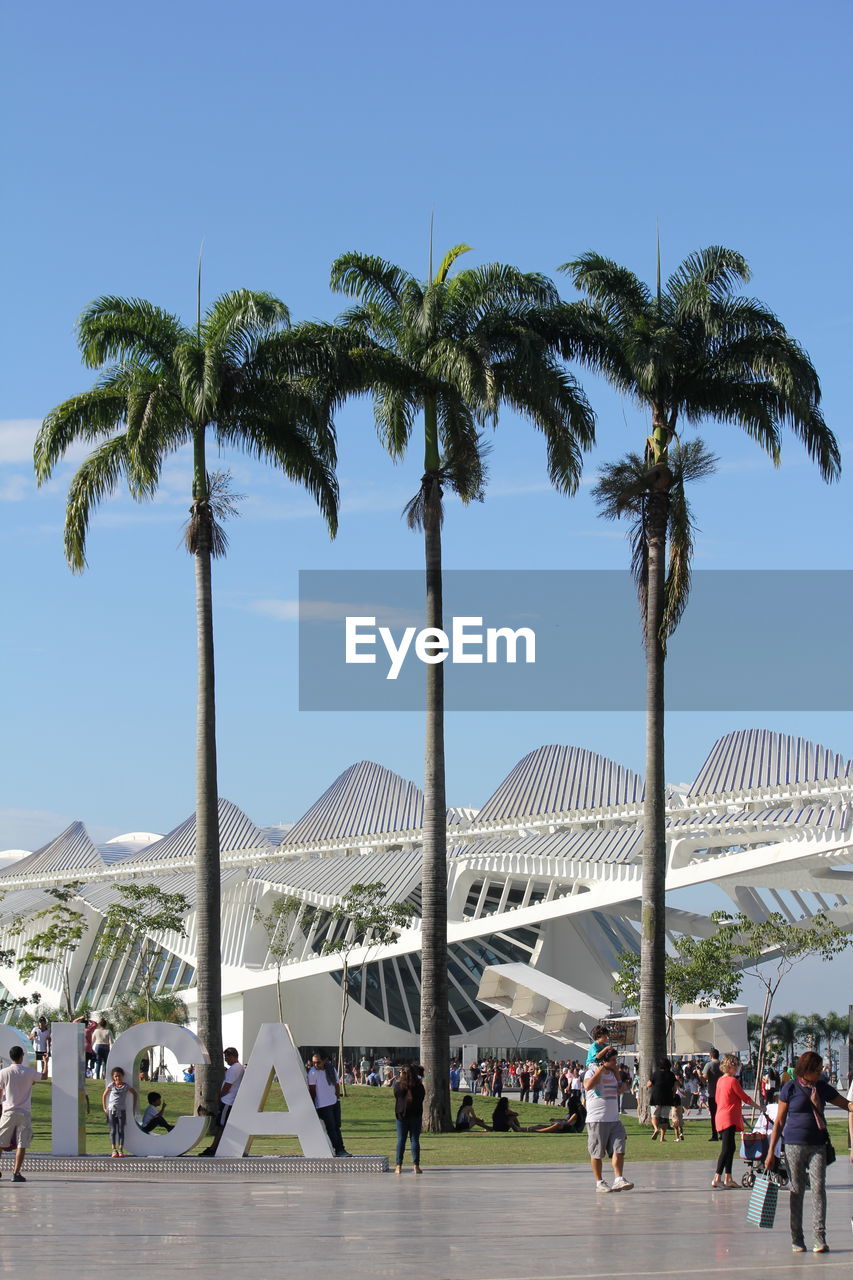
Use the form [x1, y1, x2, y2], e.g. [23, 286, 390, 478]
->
[746, 1172, 779, 1230]
[824, 1134, 836, 1166]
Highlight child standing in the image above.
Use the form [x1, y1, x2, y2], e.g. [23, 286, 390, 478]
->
[102, 1066, 137, 1157]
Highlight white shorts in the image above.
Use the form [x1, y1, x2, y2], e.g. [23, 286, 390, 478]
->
[0, 1107, 33, 1148]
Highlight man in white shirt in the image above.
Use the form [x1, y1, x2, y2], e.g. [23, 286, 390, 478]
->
[0, 1045, 49, 1181]
[28, 1018, 51, 1071]
[198, 1047, 245, 1156]
[583, 1048, 634, 1193]
[308, 1050, 350, 1156]
[219, 1047, 245, 1127]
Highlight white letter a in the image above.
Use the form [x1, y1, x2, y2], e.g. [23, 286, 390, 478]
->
[215, 1023, 334, 1158]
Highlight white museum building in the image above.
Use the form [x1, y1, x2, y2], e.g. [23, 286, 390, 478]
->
[0, 728, 850, 1062]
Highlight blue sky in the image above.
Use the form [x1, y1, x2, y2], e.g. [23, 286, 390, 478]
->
[2, 0, 851, 1015]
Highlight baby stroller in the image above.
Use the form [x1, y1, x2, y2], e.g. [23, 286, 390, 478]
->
[740, 1130, 789, 1189]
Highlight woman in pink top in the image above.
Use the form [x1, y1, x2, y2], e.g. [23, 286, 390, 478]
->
[711, 1054, 757, 1188]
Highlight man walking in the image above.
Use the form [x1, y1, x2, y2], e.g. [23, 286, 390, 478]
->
[0, 1045, 49, 1182]
[704, 1048, 722, 1141]
[583, 1047, 634, 1193]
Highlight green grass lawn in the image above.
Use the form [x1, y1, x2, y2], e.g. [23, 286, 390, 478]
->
[22, 1082, 851, 1168]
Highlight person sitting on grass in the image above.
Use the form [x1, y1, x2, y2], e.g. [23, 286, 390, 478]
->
[491, 1097, 522, 1132]
[523, 1088, 586, 1133]
[140, 1091, 174, 1133]
[454, 1095, 490, 1131]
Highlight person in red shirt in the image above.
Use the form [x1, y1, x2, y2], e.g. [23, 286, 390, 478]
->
[711, 1054, 758, 1188]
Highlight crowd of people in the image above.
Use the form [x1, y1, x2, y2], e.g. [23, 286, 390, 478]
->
[6, 1018, 853, 1256]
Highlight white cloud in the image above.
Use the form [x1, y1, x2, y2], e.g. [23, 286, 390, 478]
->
[248, 598, 423, 626]
[0, 419, 92, 469]
[0, 420, 40, 464]
[0, 473, 32, 502]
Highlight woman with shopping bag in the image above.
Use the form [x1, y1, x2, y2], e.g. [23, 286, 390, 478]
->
[764, 1050, 853, 1255]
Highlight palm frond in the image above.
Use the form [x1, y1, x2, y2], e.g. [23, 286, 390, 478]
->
[77, 297, 186, 370]
[202, 289, 290, 367]
[667, 246, 751, 317]
[330, 253, 413, 313]
[35, 389, 129, 482]
[437, 397, 488, 503]
[433, 243, 473, 284]
[660, 440, 717, 641]
[560, 253, 652, 328]
[63, 434, 148, 571]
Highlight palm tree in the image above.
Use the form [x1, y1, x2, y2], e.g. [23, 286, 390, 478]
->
[820, 1011, 848, 1076]
[562, 246, 840, 1086]
[767, 1012, 802, 1065]
[747, 1013, 764, 1072]
[35, 290, 339, 1124]
[330, 245, 595, 1129]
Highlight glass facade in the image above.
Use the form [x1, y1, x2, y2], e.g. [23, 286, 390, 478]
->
[328, 925, 540, 1034]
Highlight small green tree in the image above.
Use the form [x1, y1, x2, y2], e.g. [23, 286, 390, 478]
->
[12, 882, 87, 1019]
[710, 911, 851, 1106]
[96, 884, 190, 1022]
[322, 882, 411, 1088]
[614, 932, 742, 1070]
[253, 893, 304, 1023]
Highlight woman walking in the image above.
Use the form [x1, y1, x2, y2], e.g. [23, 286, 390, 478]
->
[711, 1055, 756, 1188]
[393, 1065, 425, 1174]
[765, 1051, 853, 1254]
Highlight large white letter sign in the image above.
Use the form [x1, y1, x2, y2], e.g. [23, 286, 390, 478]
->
[50, 1022, 87, 1155]
[107, 1021, 210, 1157]
[216, 1023, 333, 1158]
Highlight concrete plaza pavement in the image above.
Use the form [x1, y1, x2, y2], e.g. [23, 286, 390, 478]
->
[1, 1160, 850, 1279]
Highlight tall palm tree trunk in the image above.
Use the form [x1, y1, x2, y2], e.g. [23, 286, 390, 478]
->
[191, 442, 224, 1125]
[638, 472, 670, 1108]
[420, 458, 451, 1132]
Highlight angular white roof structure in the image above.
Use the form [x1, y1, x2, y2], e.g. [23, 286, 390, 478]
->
[0, 729, 849, 1058]
[477, 745, 644, 822]
[286, 761, 424, 844]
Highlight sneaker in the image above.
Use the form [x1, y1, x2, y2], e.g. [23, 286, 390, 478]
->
[813, 1244, 829, 1254]
[596, 1180, 611, 1193]
[612, 1176, 634, 1191]
[11, 1173, 26, 1183]
[334, 1150, 352, 1158]
[791, 1243, 806, 1253]
[111, 1152, 120, 1158]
